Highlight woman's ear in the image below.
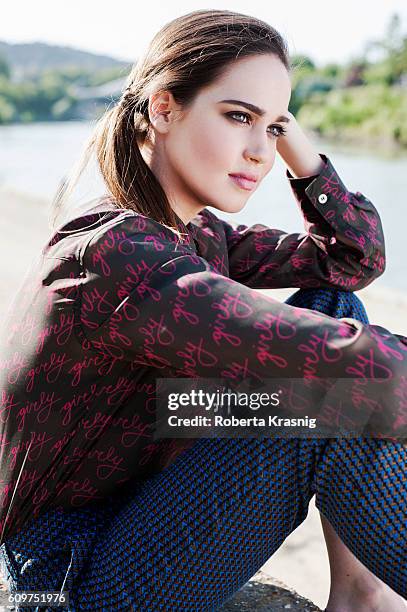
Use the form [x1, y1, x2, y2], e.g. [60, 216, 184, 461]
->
[148, 90, 182, 134]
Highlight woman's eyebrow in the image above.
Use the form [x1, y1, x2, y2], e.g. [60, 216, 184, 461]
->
[218, 99, 290, 123]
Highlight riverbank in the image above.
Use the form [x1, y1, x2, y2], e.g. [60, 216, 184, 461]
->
[0, 187, 406, 609]
[297, 84, 407, 152]
[310, 130, 407, 159]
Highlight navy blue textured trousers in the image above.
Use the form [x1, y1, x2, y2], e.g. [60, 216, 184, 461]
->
[0, 288, 406, 611]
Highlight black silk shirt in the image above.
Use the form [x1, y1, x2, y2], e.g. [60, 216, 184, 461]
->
[0, 154, 406, 543]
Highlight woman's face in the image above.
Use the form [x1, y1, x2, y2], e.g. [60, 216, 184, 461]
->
[142, 53, 292, 224]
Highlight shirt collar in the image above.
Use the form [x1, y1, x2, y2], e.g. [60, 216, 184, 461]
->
[172, 210, 199, 243]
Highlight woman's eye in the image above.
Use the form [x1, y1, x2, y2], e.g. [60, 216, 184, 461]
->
[227, 111, 251, 124]
[270, 125, 287, 138]
[226, 112, 286, 138]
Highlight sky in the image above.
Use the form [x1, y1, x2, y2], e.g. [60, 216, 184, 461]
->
[2, 1, 407, 66]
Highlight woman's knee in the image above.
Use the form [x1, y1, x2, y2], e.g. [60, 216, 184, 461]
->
[285, 287, 369, 324]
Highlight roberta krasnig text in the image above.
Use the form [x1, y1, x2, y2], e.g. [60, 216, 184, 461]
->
[168, 414, 317, 429]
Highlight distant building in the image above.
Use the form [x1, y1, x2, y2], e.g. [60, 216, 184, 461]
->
[69, 77, 127, 119]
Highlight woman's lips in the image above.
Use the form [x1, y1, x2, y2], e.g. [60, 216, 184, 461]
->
[229, 174, 257, 191]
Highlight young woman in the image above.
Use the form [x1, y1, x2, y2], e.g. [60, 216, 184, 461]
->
[0, 9, 406, 611]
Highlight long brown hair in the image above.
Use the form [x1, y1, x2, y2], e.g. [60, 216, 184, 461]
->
[50, 9, 290, 238]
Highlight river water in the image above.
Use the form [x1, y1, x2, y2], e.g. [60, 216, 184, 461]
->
[0, 120, 406, 292]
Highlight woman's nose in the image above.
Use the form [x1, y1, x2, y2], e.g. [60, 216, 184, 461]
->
[245, 144, 273, 166]
[244, 135, 272, 165]
[246, 152, 265, 164]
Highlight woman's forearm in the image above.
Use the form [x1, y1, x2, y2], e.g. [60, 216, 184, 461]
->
[277, 111, 325, 178]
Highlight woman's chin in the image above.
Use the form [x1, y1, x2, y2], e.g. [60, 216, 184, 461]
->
[211, 199, 249, 215]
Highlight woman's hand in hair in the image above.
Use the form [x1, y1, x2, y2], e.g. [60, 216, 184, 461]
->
[276, 111, 325, 179]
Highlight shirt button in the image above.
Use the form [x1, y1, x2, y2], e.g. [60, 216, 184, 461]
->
[318, 193, 328, 204]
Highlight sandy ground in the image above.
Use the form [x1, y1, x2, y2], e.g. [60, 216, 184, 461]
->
[0, 187, 406, 609]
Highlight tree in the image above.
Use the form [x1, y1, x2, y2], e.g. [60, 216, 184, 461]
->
[0, 55, 10, 79]
[290, 54, 316, 72]
[344, 61, 367, 87]
[363, 13, 406, 85]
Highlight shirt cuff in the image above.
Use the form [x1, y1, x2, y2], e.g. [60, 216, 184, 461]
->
[286, 153, 355, 213]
